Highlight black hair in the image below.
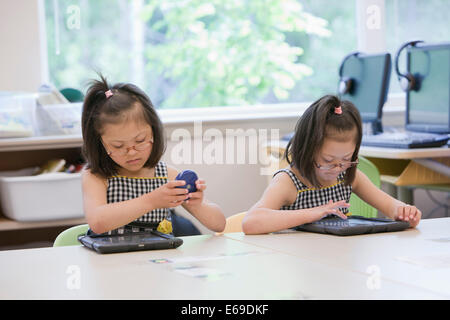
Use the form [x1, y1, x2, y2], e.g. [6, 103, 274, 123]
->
[81, 74, 165, 178]
[284, 94, 362, 188]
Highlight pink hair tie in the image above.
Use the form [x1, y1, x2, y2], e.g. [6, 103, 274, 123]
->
[334, 106, 342, 114]
[105, 90, 113, 98]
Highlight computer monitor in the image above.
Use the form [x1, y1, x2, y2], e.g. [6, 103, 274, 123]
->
[406, 42, 450, 134]
[339, 52, 392, 134]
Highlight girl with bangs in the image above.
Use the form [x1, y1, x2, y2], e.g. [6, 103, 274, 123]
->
[243, 95, 421, 234]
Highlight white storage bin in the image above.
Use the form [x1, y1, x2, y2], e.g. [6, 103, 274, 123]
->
[0, 168, 84, 221]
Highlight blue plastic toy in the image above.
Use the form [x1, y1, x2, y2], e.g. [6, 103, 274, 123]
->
[175, 170, 198, 193]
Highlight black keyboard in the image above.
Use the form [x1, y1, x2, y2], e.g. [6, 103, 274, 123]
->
[361, 132, 449, 149]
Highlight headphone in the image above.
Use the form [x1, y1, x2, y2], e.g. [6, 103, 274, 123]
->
[395, 40, 424, 91]
[338, 51, 361, 95]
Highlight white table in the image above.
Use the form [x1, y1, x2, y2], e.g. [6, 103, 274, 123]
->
[224, 217, 450, 299]
[0, 230, 446, 300]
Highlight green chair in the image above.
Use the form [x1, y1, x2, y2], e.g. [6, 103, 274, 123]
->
[60, 87, 84, 102]
[349, 156, 381, 218]
[53, 224, 89, 247]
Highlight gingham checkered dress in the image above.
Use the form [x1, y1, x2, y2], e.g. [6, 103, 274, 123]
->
[103, 161, 170, 235]
[274, 169, 352, 214]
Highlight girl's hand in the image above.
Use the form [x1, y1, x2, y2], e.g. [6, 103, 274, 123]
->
[149, 180, 190, 209]
[184, 179, 206, 208]
[305, 200, 350, 223]
[395, 204, 421, 228]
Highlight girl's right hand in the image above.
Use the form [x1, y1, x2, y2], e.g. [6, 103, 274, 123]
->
[148, 180, 190, 209]
[305, 200, 349, 223]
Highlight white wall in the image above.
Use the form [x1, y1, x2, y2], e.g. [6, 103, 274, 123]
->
[161, 117, 298, 234]
[0, 0, 48, 92]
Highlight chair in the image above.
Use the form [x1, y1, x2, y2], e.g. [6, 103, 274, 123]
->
[60, 87, 84, 102]
[53, 224, 89, 247]
[171, 210, 202, 236]
[216, 212, 246, 235]
[349, 156, 381, 218]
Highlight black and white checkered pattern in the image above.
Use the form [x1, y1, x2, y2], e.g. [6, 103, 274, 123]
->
[105, 161, 169, 235]
[274, 169, 352, 214]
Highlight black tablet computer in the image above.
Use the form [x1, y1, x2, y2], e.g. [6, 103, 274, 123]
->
[293, 215, 410, 236]
[78, 230, 183, 254]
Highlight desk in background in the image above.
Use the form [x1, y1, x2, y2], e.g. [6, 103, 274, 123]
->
[358, 145, 450, 205]
[0, 218, 449, 299]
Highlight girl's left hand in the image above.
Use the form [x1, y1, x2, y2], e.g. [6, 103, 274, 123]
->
[395, 204, 422, 228]
[184, 179, 206, 208]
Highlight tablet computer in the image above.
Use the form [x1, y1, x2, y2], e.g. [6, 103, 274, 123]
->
[78, 230, 183, 254]
[293, 215, 410, 236]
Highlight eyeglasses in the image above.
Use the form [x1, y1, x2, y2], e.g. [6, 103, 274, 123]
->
[315, 159, 359, 171]
[105, 138, 153, 157]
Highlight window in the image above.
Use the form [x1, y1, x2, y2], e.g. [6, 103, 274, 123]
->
[385, 0, 450, 94]
[44, 0, 356, 109]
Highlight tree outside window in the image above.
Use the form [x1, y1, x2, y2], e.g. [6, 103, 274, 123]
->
[45, 0, 356, 109]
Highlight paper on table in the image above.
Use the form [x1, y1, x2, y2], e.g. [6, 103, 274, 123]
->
[173, 265, 230, 281]
[149, 251, 269, 281]
[150, 250, 267, 265]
